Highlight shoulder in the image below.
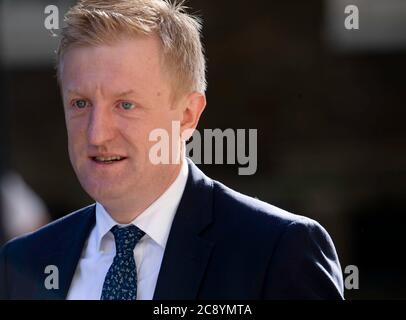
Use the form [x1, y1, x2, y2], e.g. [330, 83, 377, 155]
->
[210, 180, 343, 298]
[211, 179, 326, 239]
[1, 204, 95, 257]
[208, 178, 339, 262]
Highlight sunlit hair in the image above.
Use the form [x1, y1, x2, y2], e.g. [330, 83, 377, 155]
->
[56, 0, 207, 98]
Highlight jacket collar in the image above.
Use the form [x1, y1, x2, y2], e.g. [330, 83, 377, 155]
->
[153, 159, 215, 299]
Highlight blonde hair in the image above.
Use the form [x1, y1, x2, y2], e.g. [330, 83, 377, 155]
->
[56, 0, 207, 97]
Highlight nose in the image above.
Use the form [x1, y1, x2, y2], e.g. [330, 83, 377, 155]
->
[87, 105, 116, 147]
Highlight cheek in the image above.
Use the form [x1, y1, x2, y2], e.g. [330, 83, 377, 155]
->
[66, 119, 86, 153]
[117, 111, 176, 153]
[119, 118, 151, 146]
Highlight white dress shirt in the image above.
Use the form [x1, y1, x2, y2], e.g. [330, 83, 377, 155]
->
[67, 160, 189, 300]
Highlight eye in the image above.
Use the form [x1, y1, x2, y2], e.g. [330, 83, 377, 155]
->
[119, 101, 135, 110]
[72, 99, 89, 109]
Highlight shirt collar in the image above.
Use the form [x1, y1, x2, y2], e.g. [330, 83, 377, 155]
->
[95, 158, 189, 251]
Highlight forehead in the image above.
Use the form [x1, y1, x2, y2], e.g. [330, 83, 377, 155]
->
[60, 35, 169, 96]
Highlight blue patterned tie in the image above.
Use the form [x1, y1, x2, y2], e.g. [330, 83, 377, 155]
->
[101, 225, 145, 300]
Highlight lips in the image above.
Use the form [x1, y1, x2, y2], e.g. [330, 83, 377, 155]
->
[90, 155, 127, 164]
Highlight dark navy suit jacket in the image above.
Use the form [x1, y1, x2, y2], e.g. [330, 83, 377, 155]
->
[0, 160, 344, 299]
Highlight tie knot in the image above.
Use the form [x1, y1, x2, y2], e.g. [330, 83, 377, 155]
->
[111, 225, 145, 255]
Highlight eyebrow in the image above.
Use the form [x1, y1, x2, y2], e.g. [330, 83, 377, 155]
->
[114, 90, 136, 98]
[66, 89, 136, 98]
[66, 89, 84, 97]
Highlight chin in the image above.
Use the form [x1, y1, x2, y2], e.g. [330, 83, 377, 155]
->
[80, 178, 127, 202]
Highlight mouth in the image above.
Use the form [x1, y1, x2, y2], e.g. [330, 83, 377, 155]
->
[90, 155, 128, 165]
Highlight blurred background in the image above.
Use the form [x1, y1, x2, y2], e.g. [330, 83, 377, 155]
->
[1, 0, 405, 299]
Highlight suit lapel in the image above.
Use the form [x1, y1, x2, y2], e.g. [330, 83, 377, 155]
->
[35, 205, 96, 299]
[153, 160, 215, 300]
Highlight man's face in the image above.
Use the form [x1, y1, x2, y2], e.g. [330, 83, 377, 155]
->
[60, 35, 183, 210]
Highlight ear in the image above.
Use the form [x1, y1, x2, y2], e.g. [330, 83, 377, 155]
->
[180, 92, 206, 140]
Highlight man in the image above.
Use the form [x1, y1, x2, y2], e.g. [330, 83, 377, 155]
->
[0, 0, 344, 300]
